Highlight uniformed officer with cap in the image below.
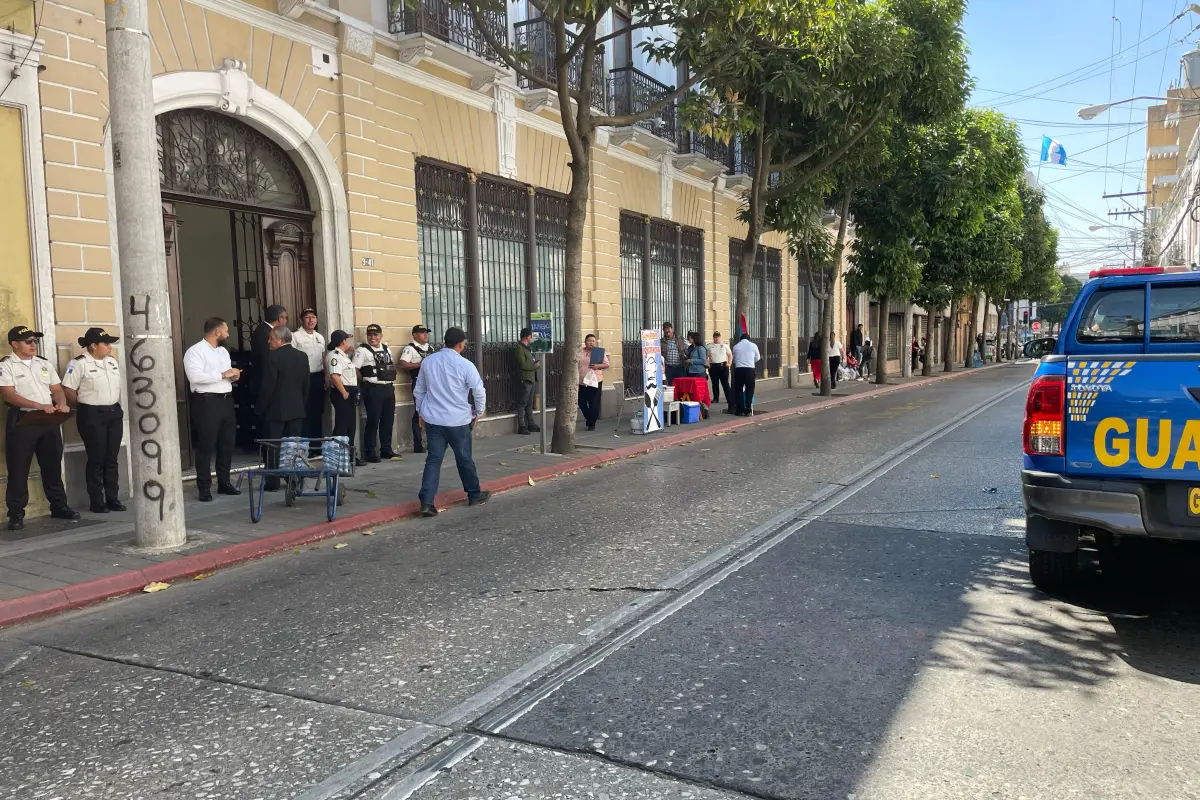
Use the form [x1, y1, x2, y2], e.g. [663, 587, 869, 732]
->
[0, 325, 79, 530]
[398, 324, 432, 453]
[291, 307, 326, 455]
[326, 329, 365, 467]
[353, 323, 399, 462]
[62, 327, 126, 514]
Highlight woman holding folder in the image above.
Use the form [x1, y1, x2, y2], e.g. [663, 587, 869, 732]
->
[577, 334, 610, 432]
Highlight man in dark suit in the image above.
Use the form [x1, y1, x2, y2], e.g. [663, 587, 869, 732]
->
[257, 324, 308, 490]
[251, 304, 287, 461]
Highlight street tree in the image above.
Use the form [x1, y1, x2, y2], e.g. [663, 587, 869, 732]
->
[461, 0, 779, 454]
[1039, 273, 1081, 334]
[993, 183, 1060, 359]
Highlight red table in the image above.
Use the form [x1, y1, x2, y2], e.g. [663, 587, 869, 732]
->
[671, 376, 711, 407]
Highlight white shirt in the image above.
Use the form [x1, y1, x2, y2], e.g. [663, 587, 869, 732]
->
[732, 339, 761, 369]
[0, 354, 60, 405]
[62, 354, 122, 405]
[326, 347, 358, 387]
[706, 341, 731, 365]
[291, 327, 326, 373]
[353, 343, 395, 385]
[183, 339, 233, 394]
[831, 340, 845, 359]
[399, 341, 432, 379]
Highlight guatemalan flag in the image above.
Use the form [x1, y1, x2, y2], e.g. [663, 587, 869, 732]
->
[1040, 136, 1067, 165]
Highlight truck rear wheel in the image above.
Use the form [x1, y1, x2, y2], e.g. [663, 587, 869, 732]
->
[1028, 549, 1078, 590]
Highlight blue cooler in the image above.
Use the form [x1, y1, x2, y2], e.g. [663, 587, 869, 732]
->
[680, 401, 701, 424]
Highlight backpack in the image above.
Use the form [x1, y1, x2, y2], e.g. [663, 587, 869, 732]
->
[687, 345, 707, 376]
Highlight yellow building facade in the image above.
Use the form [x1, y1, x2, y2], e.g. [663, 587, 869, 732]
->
[2, 0, 850, 509]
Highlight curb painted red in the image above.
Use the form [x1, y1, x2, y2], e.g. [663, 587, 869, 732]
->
[0, 363, 1011, 629]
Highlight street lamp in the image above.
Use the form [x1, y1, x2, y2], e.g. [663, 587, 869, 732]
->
[1078, 96, 1174, 120]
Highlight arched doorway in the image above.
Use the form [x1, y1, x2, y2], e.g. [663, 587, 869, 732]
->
[157, 108, 317, 467]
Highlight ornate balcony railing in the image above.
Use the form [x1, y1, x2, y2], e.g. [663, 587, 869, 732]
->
[678, 129, 729, 164]
[513, 18, 607, 107]
[609, 66, 676, 143]
[390, 0, 507, 64]
[727, 135, 755, 176]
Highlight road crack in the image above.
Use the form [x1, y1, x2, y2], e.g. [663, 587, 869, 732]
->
[487, 586, 677, 598]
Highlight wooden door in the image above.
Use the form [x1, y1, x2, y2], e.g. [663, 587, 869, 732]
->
[261, 216, 315, 319]
[162, 201, 194, 469]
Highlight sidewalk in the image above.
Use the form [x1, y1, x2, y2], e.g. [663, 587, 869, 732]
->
[0, 364, 1013, 626]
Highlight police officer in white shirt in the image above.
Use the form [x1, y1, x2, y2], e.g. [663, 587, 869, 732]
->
[0, 325, 77, 530]
[291, 307, 326, 453]
[62, 327, 126, 514]
[398, 324, 432, 453]
[183, 317, 242, 502]
[326, 330, 365, 467]
[353, 323, 399, 462]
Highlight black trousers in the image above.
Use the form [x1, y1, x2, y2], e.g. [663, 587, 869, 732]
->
[829, 356, 841, 389]
[192, 393, 236, 492]
[732, 367, 756, 416]
[263, 417, 304, 490]
[410, 404, 424, 453]
[361, 382, 395, 457]
[77, 403, 123, 504]
[578, 383, 601, 427]
[304, 372, 325, 449]
[330, 386, 359, 455]
[709, 364, 732, 406]
[4, 411, 69, 518]
[517, 379, 537, 431]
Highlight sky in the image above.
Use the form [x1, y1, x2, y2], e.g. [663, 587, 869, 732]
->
[963, 0, 1199, 278]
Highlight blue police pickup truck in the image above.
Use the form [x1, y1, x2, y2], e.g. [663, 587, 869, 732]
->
[1022, 267, 1200, 589]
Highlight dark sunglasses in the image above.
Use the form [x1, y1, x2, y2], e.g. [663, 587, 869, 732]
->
[17, 337, 38, 345]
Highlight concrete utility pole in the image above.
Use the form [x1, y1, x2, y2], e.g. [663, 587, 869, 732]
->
[106, 0, 187, 548]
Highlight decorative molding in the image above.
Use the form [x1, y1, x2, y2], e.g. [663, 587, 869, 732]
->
[188, 0, 337, 51]
[609, 127, 673, 160]
[342, 21, 375, 59]
[277, 0, 322, 21]
[673, 153, 726, 181]
[147, 70, 354, 332]
[0, 29, 53, 359]
[374, 51, 494, 112]
[522, 88, 556, 115]
[395, 40, 433, 65]
[470, 70, 499, 93]
[713, 174, 727, 193]
[217, 59, 254, 115]
[494, 82, 519, 179]
[660, 151, 673, 220]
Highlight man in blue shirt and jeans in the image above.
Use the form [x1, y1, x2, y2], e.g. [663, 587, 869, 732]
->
[413, 326, 490, 517]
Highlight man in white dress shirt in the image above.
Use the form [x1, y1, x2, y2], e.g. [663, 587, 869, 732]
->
[291, 308, 326, 454]
[183, 317, 242, 502]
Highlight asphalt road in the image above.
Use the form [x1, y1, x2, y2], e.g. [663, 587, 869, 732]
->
[4, 364, 1197, 799]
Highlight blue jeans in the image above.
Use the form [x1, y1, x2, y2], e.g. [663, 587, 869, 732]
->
[418, 423, 482, 505]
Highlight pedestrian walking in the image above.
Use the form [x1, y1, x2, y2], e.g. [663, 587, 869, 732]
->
[706, 331, 733, 410]
[861, 337, 874, 381]
[577, 333, 610, 431]
[398, 324, 432, 453]
[830, 333, 844, 389]
[0, 325, 77, 530]
[911, 335, 920, 373]
[806, 332, 822, 388]
[326, 330, 365, 467]
[62, 327, 126, 514]
[515, 327, 540, 435]
[413, 327, 490, 517]
[183, 317, 242, 502]
[251, 304, 287, 442]
[257, 326, 310, 491]
[850, 323, 864, 366]
[291, 308, 326, 455]
[661, 322, 686, 385]
[354, 323, 399, 462]
[732, 333, 761, 416]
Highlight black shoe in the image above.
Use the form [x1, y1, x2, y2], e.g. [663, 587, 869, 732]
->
[517, 429, 531, 435]
[365, 454, 381, 463]
[217, 485, 241, 496]
[355, 457, 367, 467]
[50, 506, 80, 521]
[586, 424, 595, 431]
[89, 501, 109, 514]
[468, 490, 491, 507]
[106, 500, 126, 512]
[381, 451, 401, 460]
[528, 424, 541, 433]
[198, 490, 213, 502]
[7, 516, 23, 531]
[420, 503, 439, 517]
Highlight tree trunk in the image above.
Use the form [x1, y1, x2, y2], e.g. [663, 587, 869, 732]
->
[922, 318, 934, 376]
[964, 294, 978, 369]
[943, 305, 954, 373]
[818, 190, 851, 396]
[735, 121, 771, 348]
[901, 302, 914, 378]
[874, 293, 889, 385]
[994, 302, 1006, 362]
[550, 142, 590, 454]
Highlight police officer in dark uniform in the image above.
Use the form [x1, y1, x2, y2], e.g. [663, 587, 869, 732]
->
[0, 325, 79, 530]
[62, 327, 126, 514]
[353, 323, 399, 462]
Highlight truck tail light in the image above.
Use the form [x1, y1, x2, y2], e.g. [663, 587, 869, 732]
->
[1024, 375, 1065, 456]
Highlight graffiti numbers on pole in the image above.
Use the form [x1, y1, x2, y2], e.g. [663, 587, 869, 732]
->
[128, 300, 165, 521]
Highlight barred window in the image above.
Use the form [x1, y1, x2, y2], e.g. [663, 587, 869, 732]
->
[681, 227, 703, 337]
[477, 177, 528, 344]
[535, 191, 568, 342]
[416, 161, 469, 339]
[649, 220, 676, 332]
[620, 213, 644, 341]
